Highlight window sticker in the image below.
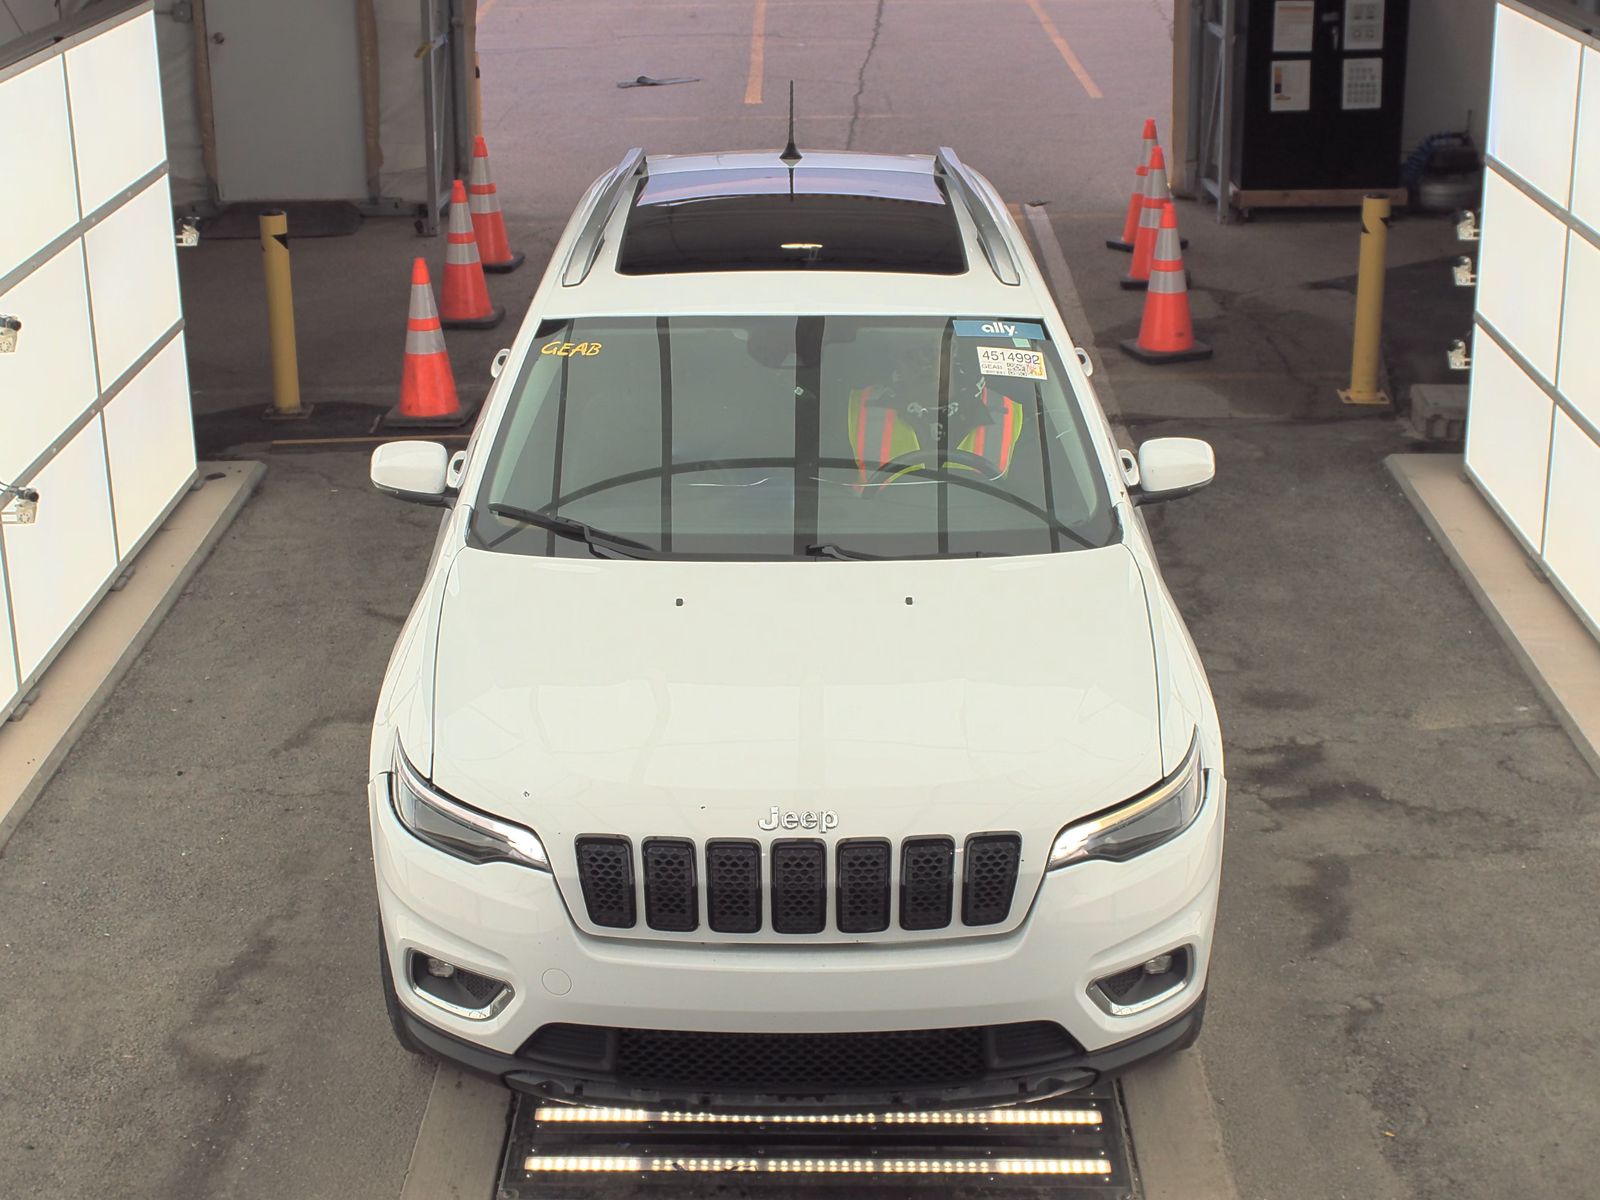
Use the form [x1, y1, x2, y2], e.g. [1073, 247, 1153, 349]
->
[541, 341, 603, 358]
[976, 345, 1047, 380]
[1344, 0, 1384, 51]
[1341, 58, 1382, 110]
[953, 319, 1047, 341]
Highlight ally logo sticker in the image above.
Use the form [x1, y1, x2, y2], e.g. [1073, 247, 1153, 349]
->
[975, 345, 1047, 380]
[954, 319, 1046, 341]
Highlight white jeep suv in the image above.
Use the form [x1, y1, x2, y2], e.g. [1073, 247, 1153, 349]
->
[368, 146, 1224, 1111]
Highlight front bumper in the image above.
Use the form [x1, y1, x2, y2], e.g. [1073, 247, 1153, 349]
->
[371, 770, 1224, 1104]
[399, 992, 1205, 1110]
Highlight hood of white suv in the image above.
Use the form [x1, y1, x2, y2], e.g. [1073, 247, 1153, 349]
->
[427, 545, 1163, 847]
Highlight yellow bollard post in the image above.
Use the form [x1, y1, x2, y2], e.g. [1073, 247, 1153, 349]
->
[260, 210, 311, 420]
[1339, 194, 1392, 407]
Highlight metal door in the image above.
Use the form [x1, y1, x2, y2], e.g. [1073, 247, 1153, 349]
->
[205, 0, 368, 202]
[1185, 0, 1238, 222]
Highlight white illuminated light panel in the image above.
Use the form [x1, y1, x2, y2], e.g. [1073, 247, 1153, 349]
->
[533, 1105, 1102, 1126]
[525, 1155, 1114, 1175]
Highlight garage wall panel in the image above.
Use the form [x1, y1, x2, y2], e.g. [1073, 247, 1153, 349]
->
[0, 58, 79, 279]
[64, 11, 166, 215]
[1542, 412, 1600, 630]
[4, 419, 118, 681]
[1486, 5, 1583, 203]
[83, 174, 182, 386]
[103, 335, 196, 558]
[1570, 48, 1600, 234]
[1555, 232, 1600, 424]
[0, 241, 97, 482]
[0, 549, 17, 716]
[1475, 171, 1567, 382]
[1465, 330, 1555, 549]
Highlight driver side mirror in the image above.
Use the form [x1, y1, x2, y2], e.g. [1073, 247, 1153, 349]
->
[371, 441, 451, 505]
[1132, 437, 1215, 505]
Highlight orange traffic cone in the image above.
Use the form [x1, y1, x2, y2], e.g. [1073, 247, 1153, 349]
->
[384, 258, 476, 428]
[1121, 203, 1211, 364]
[1107, 119, 1158, 252]
[439, 179, 504, 329]
[1122, 147, 1170, 290]
[469, 137, 524, 273]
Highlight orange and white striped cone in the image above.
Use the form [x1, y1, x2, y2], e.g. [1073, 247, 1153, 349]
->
[469, 136, 524, 274]
[439, 178, 504, 329]
[1107, 119, 1158, 252]
[384, 258, 477, 428]
[1120, 203, 1212, 364]
[1122, 146, 1170, 291]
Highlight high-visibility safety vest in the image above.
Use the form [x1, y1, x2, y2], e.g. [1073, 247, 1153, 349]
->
[847, 385, 1024, 485]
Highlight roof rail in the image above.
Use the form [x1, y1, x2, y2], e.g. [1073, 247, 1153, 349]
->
[933, 147, 1021, 287]
[561, 147, 647, 287]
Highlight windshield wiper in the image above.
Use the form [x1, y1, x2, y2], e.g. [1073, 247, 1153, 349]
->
[805, 542, 888, 561]
[489, 504, 658, 559]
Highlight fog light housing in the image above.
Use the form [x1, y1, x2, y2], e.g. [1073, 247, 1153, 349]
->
[407, 951, 513, 1020]
[1089, 946, 1191, 1016]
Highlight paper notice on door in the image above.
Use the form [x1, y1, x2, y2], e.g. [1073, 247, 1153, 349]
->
[1345, 0, 1385, 51]
[1342, 57, 1383, 110]
[1270, 60, 1312, 113]
[1272, 1, 1315, 54]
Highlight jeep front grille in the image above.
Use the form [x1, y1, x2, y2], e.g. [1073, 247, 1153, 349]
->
[571, 833, 1023, 936]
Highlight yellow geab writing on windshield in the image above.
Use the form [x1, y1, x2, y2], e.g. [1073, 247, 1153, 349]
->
[541, 341, 603, 358]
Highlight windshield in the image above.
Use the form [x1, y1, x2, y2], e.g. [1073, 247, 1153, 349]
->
[471, 316, 1118, 560]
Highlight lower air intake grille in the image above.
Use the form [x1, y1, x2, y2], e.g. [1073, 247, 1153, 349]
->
[613, 1026, 987, 1092]
[962, 833, 1023, 926]
[642, 838, 697, 932]
[900, 837, 955, 930]
[836, 839, 891, 933]
[574, 836, 635, 928]
[705, 840, 761, 933]
[770, 840, 826, 933]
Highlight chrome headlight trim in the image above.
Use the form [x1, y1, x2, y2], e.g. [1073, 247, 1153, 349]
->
[390, 745, 550, 871]
[1047, 731, 1204, 869]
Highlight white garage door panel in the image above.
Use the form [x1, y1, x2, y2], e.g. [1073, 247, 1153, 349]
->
[1465, 329, 1555, 549]
[1477, 171, 1567, 382]
[0, 548, 17, 714]
[0, 241, 98, 482]
[1574, 49, 1600, 233]
[0, 58, 80, 279]
[1556, 232, 1600, 426]
[5, 418, 118, 681]
[65, 12, 166, 216]
[1487, 6, 1583, 204]
[83, 175, 182, 385]
[103, 336, 197, 559]
[1542, 413, 1600, 631]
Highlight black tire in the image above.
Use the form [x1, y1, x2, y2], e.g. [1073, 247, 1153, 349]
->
[379, 925, 432, 1059]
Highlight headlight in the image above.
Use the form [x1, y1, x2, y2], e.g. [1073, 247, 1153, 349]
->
[390, 746, 550, 870]
[1048, 732, 1205, 869]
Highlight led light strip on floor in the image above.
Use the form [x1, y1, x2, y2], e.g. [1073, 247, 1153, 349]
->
[525, 1154, 1114, 1176]
[532, 1105, 1103, 1127]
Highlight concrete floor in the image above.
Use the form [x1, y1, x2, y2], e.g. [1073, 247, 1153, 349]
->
[1, 0, 1596, 1197]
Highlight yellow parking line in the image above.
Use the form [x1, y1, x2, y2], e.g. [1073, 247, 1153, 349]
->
[744, 0, 768, 105]
[1022, 0, 1103, 99]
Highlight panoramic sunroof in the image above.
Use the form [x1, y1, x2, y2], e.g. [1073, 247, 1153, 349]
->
[616, 167, 967, 276]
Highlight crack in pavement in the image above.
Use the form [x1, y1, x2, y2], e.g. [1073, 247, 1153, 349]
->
[845, 0, 887, 150]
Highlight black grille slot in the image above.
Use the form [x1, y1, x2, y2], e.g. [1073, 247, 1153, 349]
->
[705, 840, 762, 932]
[613, 1026, 987, 1092]
[770, 840, 826, 934]
[574, 836, 636, 928]
[962, 832, 1022, 926]
[836, 839, 891, 933]
[900, 836, 955, 930]
[642, 838, 698, 932]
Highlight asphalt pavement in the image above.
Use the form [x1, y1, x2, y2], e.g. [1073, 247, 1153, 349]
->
[1, 2, 1596, 1198]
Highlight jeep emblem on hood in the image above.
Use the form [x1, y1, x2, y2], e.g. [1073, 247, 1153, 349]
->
[758, 806, 839, 833]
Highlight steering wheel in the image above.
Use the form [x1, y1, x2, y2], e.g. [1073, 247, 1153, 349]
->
[867, 447, 999, 484]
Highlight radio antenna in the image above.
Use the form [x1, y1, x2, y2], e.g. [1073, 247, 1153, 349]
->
[780, 81, 802, 165]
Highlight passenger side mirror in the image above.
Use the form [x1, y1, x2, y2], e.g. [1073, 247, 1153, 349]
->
[1133, 437, 1215, 505]
[371, 441, 451, 505]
